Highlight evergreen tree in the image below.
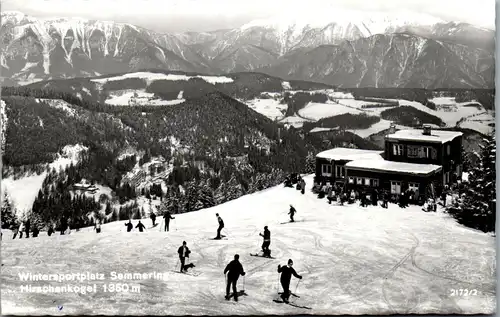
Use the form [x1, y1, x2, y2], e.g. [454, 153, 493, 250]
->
[305, 151, 316, 174]
[447, 132, 496, 232]
[1, 190, 17, 228]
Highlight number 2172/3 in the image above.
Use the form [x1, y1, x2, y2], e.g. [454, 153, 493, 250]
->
[449, 289, 478, 296]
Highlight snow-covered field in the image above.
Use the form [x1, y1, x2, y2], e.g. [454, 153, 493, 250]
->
[1, 144, 88, 215]
[1, 175, 495, 315]
[104, 89, 185, 106]
[91, 72, 234, 85]
[244, 98, 287, 121]
[298, 102, 362, 120]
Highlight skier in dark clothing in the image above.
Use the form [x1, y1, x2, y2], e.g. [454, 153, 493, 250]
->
[135, 221, 146, 232]
[25, 219, 30, 238]
[48, 225, 54, 236]
[300, 179, 306, 194]
[372, 189, 378, 206]
[163, 212, 175, 232]
[32, 227, 40, 238]
[125, 220, 133, 232]
[215, 213, 224, 239]
[288, 205, 296, 222]
[259, 226, 271, 257]
[150, 213, 156, 227]
[278, 259, 302, 303]
[177, 241, 191, 273]
[382, 191, 389, 208]
[60, 218, 67, 235]
[224, 254, 246, 301]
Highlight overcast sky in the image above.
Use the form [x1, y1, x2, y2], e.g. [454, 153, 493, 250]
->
[2, 0, 496, 33]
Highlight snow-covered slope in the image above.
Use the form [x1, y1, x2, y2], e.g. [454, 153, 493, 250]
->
[1, 175, 495, 315]
[1, 144, 88, 214]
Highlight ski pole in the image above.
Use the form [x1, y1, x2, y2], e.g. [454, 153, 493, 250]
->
[175, 258, 179, 271]
[242, 276, 245, 291]
[294, 279, 301, 293]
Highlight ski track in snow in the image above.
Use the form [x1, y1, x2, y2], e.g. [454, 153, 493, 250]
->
[0, 175, 495, 315]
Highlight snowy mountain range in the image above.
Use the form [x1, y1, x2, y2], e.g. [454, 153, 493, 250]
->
[0, 10, 495, 88]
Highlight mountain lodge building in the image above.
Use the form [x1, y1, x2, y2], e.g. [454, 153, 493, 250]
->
[315, 125, 463, 200]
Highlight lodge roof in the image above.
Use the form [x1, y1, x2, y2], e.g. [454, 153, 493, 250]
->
[316, 148, 384, 161]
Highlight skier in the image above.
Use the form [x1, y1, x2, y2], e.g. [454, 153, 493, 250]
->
[288, 205, 296, 223]
[300, 178, 306, 194]
[215, 213, 224, 239]
[177, 241, 191, 273]
[381, 191, 389, 209]
[47, 225, 54, 236]
[12, 224, 19, 239]
[163, 211, 175, 232]
[150, 212, 157, 227]
[135, 220, 146, 232]
[259, 226, 271, 257]
[224, 254, 246, 301]
[25, 219, 30, 238]
[278, 259, 302, 303]
[18, 222, 24, 239]
[125, 220, 133, 232]
[32, 226, 40, 238]
[371, 189, 378, 206]
[94, 220, 101, 234]
[327, 185, 336, 204]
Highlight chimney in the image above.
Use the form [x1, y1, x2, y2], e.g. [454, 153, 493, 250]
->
[388, 123, 396, 134]
[423, 124, 432, 136]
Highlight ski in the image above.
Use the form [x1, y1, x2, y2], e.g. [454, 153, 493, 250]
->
[278, 292, 300, 298]
[211, 237, 227, 240]
[250, 253, 275, 259]
[172, 271, 202, 277]
[273, 299, 311, 310]
[227, 290, 247, 299]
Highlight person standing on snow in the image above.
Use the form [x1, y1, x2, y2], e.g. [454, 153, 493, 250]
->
[177, 241, 191, 273]
[125, 220, 133, 232]
[215, 213, 224, 239]
[94, 220, 101, 233]
[300, 178, 306, 194]
[288, 205, 296, 223]
[18, 222, 24, 239]
[259, 226, 271, 257]
[163, 211, 175, 232]
[150, 212, 157, 227]
[25, 219, 30, 238]
[278, 259, 302, 303]
[135, 220, 146, 232]
[224, 254, 246, 301]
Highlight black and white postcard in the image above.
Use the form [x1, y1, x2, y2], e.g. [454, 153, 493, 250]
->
[0, 0, 496, 315]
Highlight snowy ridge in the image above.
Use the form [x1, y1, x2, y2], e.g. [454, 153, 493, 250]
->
[91, 72, 234, 85]
[0, 174, 495, 315]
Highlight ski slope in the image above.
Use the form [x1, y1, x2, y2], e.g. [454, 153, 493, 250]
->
[1, 175, 495, 315]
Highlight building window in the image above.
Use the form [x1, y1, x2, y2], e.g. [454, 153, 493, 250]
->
[364, 178, 370, 186]
[321, 164, 332, 176]
[407, 145, 420, 158]
[392, 144, 403, 156]
[446, 144, 451, 155]
[357, 177, 363, 185]
[335, 165, 344, 178]
[456, 164, 462, 176]
[391, 181, 401, 194]
[348, 177, 355, 184]
[408, 182, 419, 192]
[371, 179, 379, 187]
